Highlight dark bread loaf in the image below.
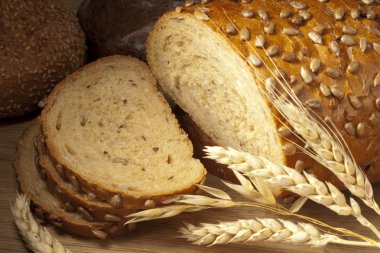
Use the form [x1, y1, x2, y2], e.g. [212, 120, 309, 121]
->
[0, 0, 86, 119]
[77, 0, 187, 60]
[147, 0, 380, 189]
[13, 119, 126, 239]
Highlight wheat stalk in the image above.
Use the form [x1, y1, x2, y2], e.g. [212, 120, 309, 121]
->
[180, 218, 380, 248]
[204, 146, 380, 239]
[11, 194, 72, 253]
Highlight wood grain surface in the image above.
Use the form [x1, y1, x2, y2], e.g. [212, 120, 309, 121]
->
[1, 115, 380, 253]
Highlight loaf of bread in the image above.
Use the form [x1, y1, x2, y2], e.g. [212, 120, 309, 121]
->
[14, 119, 126, 238]
[147, 0, 380, 188]
[77, 0, 187, 60]
[0, 0, 86, 119]
[40, 55, 206, 211]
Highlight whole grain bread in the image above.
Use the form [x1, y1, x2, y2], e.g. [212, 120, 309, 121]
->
[40, 55, 206, 209]
[13, 119, 126, 239]
[147, 0, 380, 189]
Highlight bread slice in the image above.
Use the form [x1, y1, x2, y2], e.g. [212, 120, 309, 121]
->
[13, 119, 125, 239]
[40, 55, 206, 209]
[35, 134, 135, 222]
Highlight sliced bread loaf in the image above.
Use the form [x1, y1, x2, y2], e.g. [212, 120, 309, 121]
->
[40, 55, 206, 209]
[35, 134, 136, 222]
[13, 119, 125, 239]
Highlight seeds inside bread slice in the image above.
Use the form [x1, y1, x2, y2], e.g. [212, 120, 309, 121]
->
[40, 55, 206, 209]
[13, 119, 125, 239]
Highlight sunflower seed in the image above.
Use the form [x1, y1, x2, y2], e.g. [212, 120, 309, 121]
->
[275, 68, 288, 80]
[350, 8, 360, 19]
[69, 175, 80, 191]
[242, 9, 254, 18]
[295, 160, 306, 171]
[241, 0, 252, 3]
[264, 22, 275, 34]
[330, 41, 340, 56]
[356, 122, 366, 137]
[301, 67, 313, 84]
[369, 113, 380, 126]
[279, 126, 292, 137]
[367, 9, 376, 19]
[360, 37, 368, 52]
[144, 199, 156, 209]
[374, 43, 380, 54]
[255, 35, 266, 47]
[369, 26, 380, 37]
[201, 0, 212, 3]
[347, 61, 360, 74]
[305, 99, 321, 109]
[313, 24, 327, 34]
[376, 98, 380, 110]
[280, 9, 292, 18]
[326, 67, 342, 79]
[341, 35, 355, 46]
[92, 229, 107, 239]
[283, 143, 297, 155]
[299, 10, 312, 20]
[308, 31, 322, 44]
[349, 95, 363, 110]
[290, 1, 307, 10]
[330, 85, 345, 100]
[56, 164, 64, 176]
[334, 7, 345, 20]
[292, 83, 304, 95]
[258, 9, 268, 20]
[345, 122, 356, 136]
[184, 0, 194, 6]
[347, 47, 354, 60]
[63, 202, 75, 212]
[342, 25, 357, 35]
[290, 75, 297, 84]
[104, 214, 121, 222]
[240, 27, 250, 40]
[310, 58, 321, 73]
[267, 45, 280, 56]
[283, 27, 301, 36]
[225, 23, 237, 35]
[109, 225, 120, 234]
[77, 207, 94, 221]
[108, 194, 122, 208]
[87, 192, 97, 200]
[247, 54, 262, 67]
[374, 72, 380, 87]
[362, 0, 373, 4]
[282, 52, 297, 62]
[319, 83, 331, 97]
[194, 9, 209, 20]
[291, 14, 304, 25]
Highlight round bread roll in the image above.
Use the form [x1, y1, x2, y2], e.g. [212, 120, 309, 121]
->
[77, 0, 189, 60]
[0, 0, 86, 119]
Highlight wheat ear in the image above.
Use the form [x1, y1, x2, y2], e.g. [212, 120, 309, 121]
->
[180, 219, 380, 248]
[204, 146, 380, 239]
[11, 194, 71, 253]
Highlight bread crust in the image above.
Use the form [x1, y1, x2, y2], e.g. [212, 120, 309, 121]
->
[13, 119, 126, 238]
[146, 0, 380, 189]
[40, 55, 206, 209]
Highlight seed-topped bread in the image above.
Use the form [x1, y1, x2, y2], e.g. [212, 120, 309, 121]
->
[13, 119, 125, 239]
[147, 0, 380, 188]
[40, 55, 206, 209]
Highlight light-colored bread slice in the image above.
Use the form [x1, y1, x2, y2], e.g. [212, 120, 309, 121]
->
[34, 134, 136, 222]
[146, 0, 380, 187]
[40, 55, 206, 209]
[13, 119, 126, 239]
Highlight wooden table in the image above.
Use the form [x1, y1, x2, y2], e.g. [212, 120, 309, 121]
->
[1, 116, 380, 253]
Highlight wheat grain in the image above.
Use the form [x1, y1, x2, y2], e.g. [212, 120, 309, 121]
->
[180, 218, 380, 248]
[204, 146, 380, 238]
[11, 194, 71, 253]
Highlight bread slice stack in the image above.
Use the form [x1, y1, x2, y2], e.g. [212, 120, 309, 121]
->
[14, 56, 206, 238]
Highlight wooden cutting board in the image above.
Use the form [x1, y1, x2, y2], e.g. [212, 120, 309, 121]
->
[1, 116, 380, 253]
